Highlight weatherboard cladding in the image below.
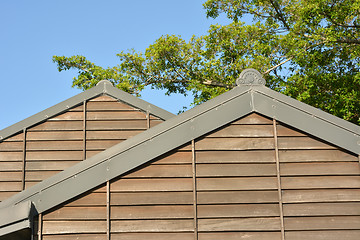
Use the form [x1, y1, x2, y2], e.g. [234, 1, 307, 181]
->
[0, 80, 174, 142]
[0, 94, 166, 203]
[32, 113, 360, 239]
[2, 72, 360, 239]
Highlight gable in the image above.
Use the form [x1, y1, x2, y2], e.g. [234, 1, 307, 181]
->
[0, 93, 168, 203]
[31, 113, 360, 240]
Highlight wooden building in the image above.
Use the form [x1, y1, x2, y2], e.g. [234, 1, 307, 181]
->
[1, 69, 360, 240]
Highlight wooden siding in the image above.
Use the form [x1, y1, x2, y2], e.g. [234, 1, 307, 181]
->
[0, 95, 161, 202]
[0, 132, 24, 201]
[24, 113, 360, 239]
[277, 122, 360, 239]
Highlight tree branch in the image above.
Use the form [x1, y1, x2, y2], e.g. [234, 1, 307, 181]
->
[202, 80, 233, 88]
[268, 0, 290, 30]
[263, 56, 294, 75]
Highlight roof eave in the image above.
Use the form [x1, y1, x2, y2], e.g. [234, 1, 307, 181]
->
[0, 201, 34, 239]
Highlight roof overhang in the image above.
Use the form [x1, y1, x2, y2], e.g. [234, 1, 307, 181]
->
[0, 201, 34, 240]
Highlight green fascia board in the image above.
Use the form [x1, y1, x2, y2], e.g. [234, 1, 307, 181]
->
[0, 201, 34, 228]
[0, 220, 31, 240]
[0, 80, 175, 141]
[1, 84, 360, 231]
[0, 201, 34, 239]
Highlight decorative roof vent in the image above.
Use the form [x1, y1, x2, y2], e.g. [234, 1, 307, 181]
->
[236, 69, 266, 86]
[96, 80, 114, 86]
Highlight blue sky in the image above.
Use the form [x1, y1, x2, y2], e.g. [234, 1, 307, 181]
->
[0, 1, 231, 130]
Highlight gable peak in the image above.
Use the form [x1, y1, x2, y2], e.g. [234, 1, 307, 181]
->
[96, 79, 114, 86]
[236, 68, 266, 86]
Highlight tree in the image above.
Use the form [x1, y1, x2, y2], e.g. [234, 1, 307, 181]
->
[53, 0, 360, 123]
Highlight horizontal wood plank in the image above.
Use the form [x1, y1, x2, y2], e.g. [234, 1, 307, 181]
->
[198, 204, 279, 218]
[0, 181, 22, 191]
[150, 120, 163, 127]
[44, 206, 106, 220]
[197, 191, 279, 204]
[285, 216, 360, 230]
[111, 178, 193, 192]
[177, 143, 192, 151]
[65, 192, 106, 207]
[152, 151, 192, 164]
[2, 133, 23, 142]
[199, 232, 281, 240]
[111, 205, 193, 219]
[279, 149, 357, 162]
[283, 202, 360, 216]
[278, 137, 336, 150]
[0, 142, 23, 151]
[49, 112, 83, 121]
[231, 113, 273, 124]
[42, 221, 106, 234]
[285, 230, 360, 240]
[196, 138, 274, 150]
[26, 161, 79, 171]
[196, 163, 276, 177]
[207, 125, 274, 138]
[29, 121, 83, 131]
[0, 152, 23, 161]
[111, 192, 193, 205]
[0, 161, 22, 171]
[197, 177, 278, 191]
[67, 105, 83, 112]
[282, 176, 360, 189]
[86, 101, 135, 111]
[110, 233, 194, 240]
[111, 219, 194, 232]
[42, 234, 105, 240]
[86, 150, 102, 158]
[27, 131, 83, 141]
[26, 151, 83, 161]
[89, 95, 117, 102]
[25, 171, 62, 181]
[198, 217, 280, 231]
[87, 111, 147, 120]
[25, 181, 40, 189]
[0, 171, 22, 181]
[27, 141, 83, 151]
[196, 150, 275, 163]
[0, 191, 20, 202]
[276, 125, 306, 137]
[280, 162, 360, 176]
[282, 189, 360, 203]
[86, 130, 142, 140]
[124, 165, 192, 178]
[86, 140, 122, 150]
[86, 120, 147, 130]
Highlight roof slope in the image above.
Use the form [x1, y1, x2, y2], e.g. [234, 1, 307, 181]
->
[1, 69, 360, 237]
[0, 80, 175, 141]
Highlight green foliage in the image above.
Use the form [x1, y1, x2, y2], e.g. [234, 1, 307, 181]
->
[53, 0, 360, 124]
